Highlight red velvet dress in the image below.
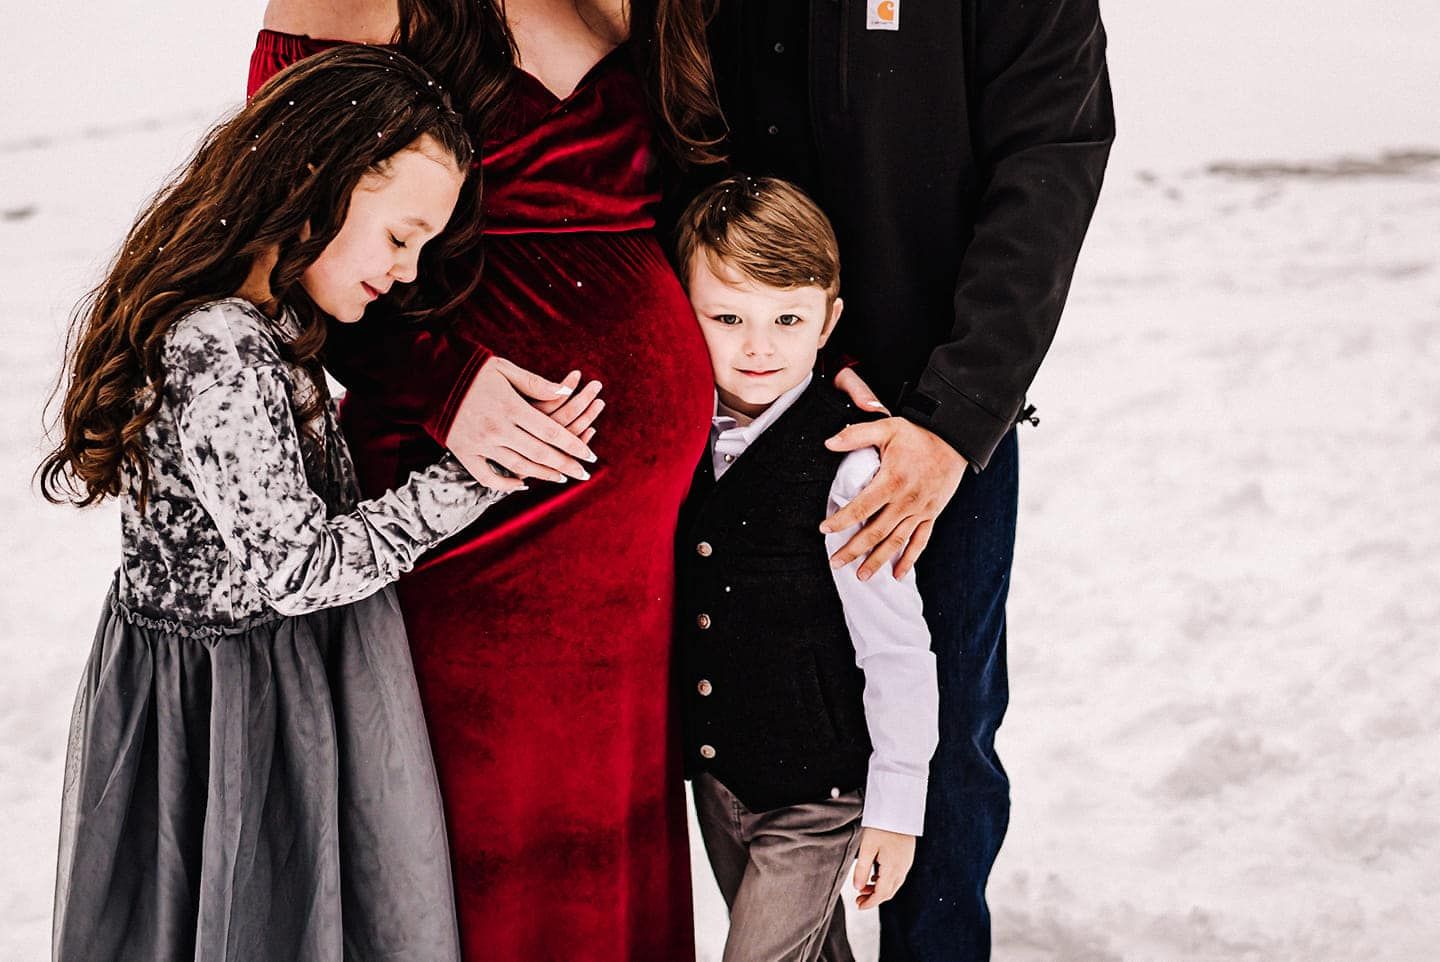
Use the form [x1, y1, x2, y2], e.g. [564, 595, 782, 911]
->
[250, 33, 713, 961]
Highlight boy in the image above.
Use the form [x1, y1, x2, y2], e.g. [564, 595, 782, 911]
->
[674, 175, 939, 962]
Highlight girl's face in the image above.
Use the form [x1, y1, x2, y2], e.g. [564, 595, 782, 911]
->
[301, 135, 465, 323]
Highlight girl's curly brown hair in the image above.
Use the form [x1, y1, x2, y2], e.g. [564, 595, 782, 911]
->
[39, 45, 476, 511]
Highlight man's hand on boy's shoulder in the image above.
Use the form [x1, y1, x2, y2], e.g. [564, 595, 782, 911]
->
[822, 369, 968, 580]
[852, 827, 917, 910]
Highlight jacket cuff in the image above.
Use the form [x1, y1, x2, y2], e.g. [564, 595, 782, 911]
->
[898, 372, 1014, 472]
[860, 768, 928, 837]
[423, 344, 494, 446]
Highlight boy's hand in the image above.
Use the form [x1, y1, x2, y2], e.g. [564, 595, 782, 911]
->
[852, 827, 916, 909]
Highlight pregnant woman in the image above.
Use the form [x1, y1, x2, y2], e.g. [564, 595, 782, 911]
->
[250, 1, 720, 958]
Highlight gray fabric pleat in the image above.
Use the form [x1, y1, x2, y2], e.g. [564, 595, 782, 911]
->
[53, 583, 461, 962]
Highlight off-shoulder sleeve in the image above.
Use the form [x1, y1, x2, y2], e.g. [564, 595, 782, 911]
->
[166, 304, 502, 616]
[247, 28, 345, 96]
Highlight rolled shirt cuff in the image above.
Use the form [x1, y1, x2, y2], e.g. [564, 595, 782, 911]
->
[860, 767, 929, 837]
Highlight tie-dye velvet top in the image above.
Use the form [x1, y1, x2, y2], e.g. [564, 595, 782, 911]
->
[117, 298, 499, 625]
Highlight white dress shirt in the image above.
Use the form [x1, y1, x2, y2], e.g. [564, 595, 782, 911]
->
[711, 373, 939, 835]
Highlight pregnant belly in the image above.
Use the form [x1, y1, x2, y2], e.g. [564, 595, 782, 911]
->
[339, 229, 713, 591]
[457, 230, 714, 453]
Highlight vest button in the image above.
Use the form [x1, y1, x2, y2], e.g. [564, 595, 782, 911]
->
[830, 786, 841, 799]
[696, 613, 712, 630]
[723, 453, 735, 463]
[696, 541, 713, 557]
[700, 744, 717, 759]
[697, 679, 713, 696]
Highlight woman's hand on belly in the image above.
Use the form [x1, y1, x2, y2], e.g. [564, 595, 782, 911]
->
[446, 357, 602, 491]
[531, 372, 606, 447]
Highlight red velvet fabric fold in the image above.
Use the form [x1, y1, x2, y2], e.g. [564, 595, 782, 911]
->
[480, 47, 660, 234]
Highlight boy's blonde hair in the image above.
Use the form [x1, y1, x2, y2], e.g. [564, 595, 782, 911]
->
[674, 175, 841, 302]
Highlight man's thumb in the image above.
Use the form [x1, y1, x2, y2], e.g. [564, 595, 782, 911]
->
[826, 422, 881, 451]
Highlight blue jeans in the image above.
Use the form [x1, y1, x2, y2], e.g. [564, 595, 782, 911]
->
[824, 428, 1019, 962]
[885, 426, 1018, 960]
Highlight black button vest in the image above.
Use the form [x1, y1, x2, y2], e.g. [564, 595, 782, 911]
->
[676, 376, 881, 812]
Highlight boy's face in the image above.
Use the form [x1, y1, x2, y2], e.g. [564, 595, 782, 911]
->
[686, 252, 843, 418]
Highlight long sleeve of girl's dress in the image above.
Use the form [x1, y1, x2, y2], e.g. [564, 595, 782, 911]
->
[165, 302, 502, 617]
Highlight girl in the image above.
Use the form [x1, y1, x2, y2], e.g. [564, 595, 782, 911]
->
[39, 46, 591, 962]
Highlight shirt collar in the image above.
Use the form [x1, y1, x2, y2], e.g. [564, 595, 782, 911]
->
[712, 371, 815, 443]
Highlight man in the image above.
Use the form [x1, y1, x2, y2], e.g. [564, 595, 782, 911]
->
[701, 2, 1115, 959]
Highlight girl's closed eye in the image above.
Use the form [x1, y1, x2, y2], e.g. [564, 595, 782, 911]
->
[389, 233, 408, 249]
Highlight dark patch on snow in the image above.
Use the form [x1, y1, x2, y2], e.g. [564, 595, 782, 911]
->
[0, 110, 210, 154]
[1207, 149, 1440, 180]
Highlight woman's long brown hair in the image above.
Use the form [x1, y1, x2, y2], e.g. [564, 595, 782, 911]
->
[396, 0, 727, 164]
[38, 46, 475, 510]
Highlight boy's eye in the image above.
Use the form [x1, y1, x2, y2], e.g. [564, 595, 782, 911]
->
[714, 314, 741, 326]
[776, 314, 802, 327]
[389, 234, 408, 249]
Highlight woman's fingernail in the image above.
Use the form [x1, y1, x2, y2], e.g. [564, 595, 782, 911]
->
[866, 399, 886, 409]
[577, 469, 591, 480]
[555, 385, 574, 396]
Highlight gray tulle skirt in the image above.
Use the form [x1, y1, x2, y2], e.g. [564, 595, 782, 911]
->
[52, 582, 462, 962]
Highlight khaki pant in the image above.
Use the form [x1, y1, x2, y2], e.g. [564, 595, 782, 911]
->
[693, 773, 863, 962]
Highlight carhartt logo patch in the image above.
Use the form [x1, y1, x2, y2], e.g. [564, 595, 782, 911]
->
[867, 0, 899, 30]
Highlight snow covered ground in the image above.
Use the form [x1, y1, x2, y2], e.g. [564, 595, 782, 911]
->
[4, 2, 1438, 959]
[990, 156, 1440, 961]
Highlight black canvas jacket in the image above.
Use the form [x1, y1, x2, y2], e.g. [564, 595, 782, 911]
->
[694, 0, 1116, 470]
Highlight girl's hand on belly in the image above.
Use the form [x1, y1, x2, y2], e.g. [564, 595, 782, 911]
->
[446, 357, 601, 491]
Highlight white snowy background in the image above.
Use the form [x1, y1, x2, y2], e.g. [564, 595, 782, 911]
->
[3, 2, 1438, 959]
